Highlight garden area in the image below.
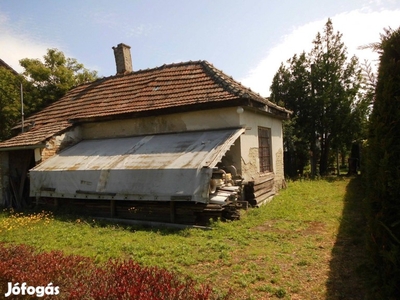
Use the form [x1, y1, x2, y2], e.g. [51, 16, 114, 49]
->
[0, 176, 372, 299]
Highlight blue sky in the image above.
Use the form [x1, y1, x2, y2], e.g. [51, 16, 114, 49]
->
[1, 0, 399, 96]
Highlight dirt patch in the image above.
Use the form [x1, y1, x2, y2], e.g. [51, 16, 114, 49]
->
[302, 220, 326, 235]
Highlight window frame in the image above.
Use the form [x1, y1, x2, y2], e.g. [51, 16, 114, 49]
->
[258, 126, 273, 173]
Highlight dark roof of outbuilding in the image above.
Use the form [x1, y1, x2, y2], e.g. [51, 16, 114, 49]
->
[0, 60, 290, 150]
[0, 58, 18, 75]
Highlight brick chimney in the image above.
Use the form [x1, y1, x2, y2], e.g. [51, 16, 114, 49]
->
[112, 43, 133, 75]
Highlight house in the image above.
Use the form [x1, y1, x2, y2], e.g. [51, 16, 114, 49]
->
[0, 43, 291, 224]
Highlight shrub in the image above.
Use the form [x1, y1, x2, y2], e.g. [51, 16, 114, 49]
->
[365, 26, 400, 298]
[0, 243, 228, 299]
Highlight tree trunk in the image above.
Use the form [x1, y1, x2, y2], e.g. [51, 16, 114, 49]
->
[341, 149, 346, 167]
[310, 140, 317, 177]
[336, 150, 340, 176]
[319, 135, 330, 175]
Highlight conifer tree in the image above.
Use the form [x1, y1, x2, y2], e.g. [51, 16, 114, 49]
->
[270, 19, 364, 176]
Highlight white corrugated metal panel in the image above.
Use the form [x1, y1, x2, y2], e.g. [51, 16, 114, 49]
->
[30, 128, 244, 203]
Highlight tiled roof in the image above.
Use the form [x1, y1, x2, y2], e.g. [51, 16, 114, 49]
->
[0, 121, 72, 149]
[0, 60, 289, 150]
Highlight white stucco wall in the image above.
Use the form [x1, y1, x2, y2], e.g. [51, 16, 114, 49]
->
[80, 107, 284, 187]
[238, 108, 284, 186]
[81, 107, 240, 139]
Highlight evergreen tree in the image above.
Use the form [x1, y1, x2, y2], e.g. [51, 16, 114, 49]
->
[270, 54, 312, 176]
[309, 19, 362, 174]
[270, 19, 364, 176]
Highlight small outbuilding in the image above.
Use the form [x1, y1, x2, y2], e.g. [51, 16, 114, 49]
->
[0, 44, 291, 224]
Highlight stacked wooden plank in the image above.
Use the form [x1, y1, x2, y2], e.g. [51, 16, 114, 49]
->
[243, 173, 275, 207]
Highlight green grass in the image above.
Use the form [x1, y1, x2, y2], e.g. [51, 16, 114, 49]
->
[0, 176, 370, 299]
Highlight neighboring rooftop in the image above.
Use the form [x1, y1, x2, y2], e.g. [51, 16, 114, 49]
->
[0, 58, 18, 75]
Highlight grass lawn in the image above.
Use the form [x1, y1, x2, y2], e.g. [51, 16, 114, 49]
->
[0, 176, 371, 299]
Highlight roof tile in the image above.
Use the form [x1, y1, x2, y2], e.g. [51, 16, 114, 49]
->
[0, 60, 289, 150]
[0, 122, 72, 149]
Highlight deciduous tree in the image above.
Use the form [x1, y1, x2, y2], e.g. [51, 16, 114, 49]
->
[0, 49, 98, 141]
[0, 67, 22, 141]
[19, 48, 98, 114]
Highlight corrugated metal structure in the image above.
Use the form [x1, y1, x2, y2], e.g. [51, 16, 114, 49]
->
[30, 128, 245, 204]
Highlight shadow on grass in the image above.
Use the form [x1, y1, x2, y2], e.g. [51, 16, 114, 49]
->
[326, 176, 373, 300]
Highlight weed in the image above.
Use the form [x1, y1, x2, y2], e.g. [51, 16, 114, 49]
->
[297, 259, 309, 266]
[256, 284, 275, 293]
[275, 287, 287, 298]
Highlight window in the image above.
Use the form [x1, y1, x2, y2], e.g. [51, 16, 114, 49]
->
[258, 127, 272, 173]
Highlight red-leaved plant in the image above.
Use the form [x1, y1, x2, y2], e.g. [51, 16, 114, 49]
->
[0, 243, 230, 299]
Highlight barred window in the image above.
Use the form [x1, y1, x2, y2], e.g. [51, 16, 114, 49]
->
[258, 127, 272, 173]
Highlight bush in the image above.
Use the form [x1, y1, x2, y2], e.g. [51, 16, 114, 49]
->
[364, 27, 400, 298]
[0, 243, 227, 299]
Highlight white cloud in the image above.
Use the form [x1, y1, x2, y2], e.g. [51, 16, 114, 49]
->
[241, 9, 400, 97]
[0, 12, 52, 72]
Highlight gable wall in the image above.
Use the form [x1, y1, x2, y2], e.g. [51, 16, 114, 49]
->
[238, 109, 285, 191]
